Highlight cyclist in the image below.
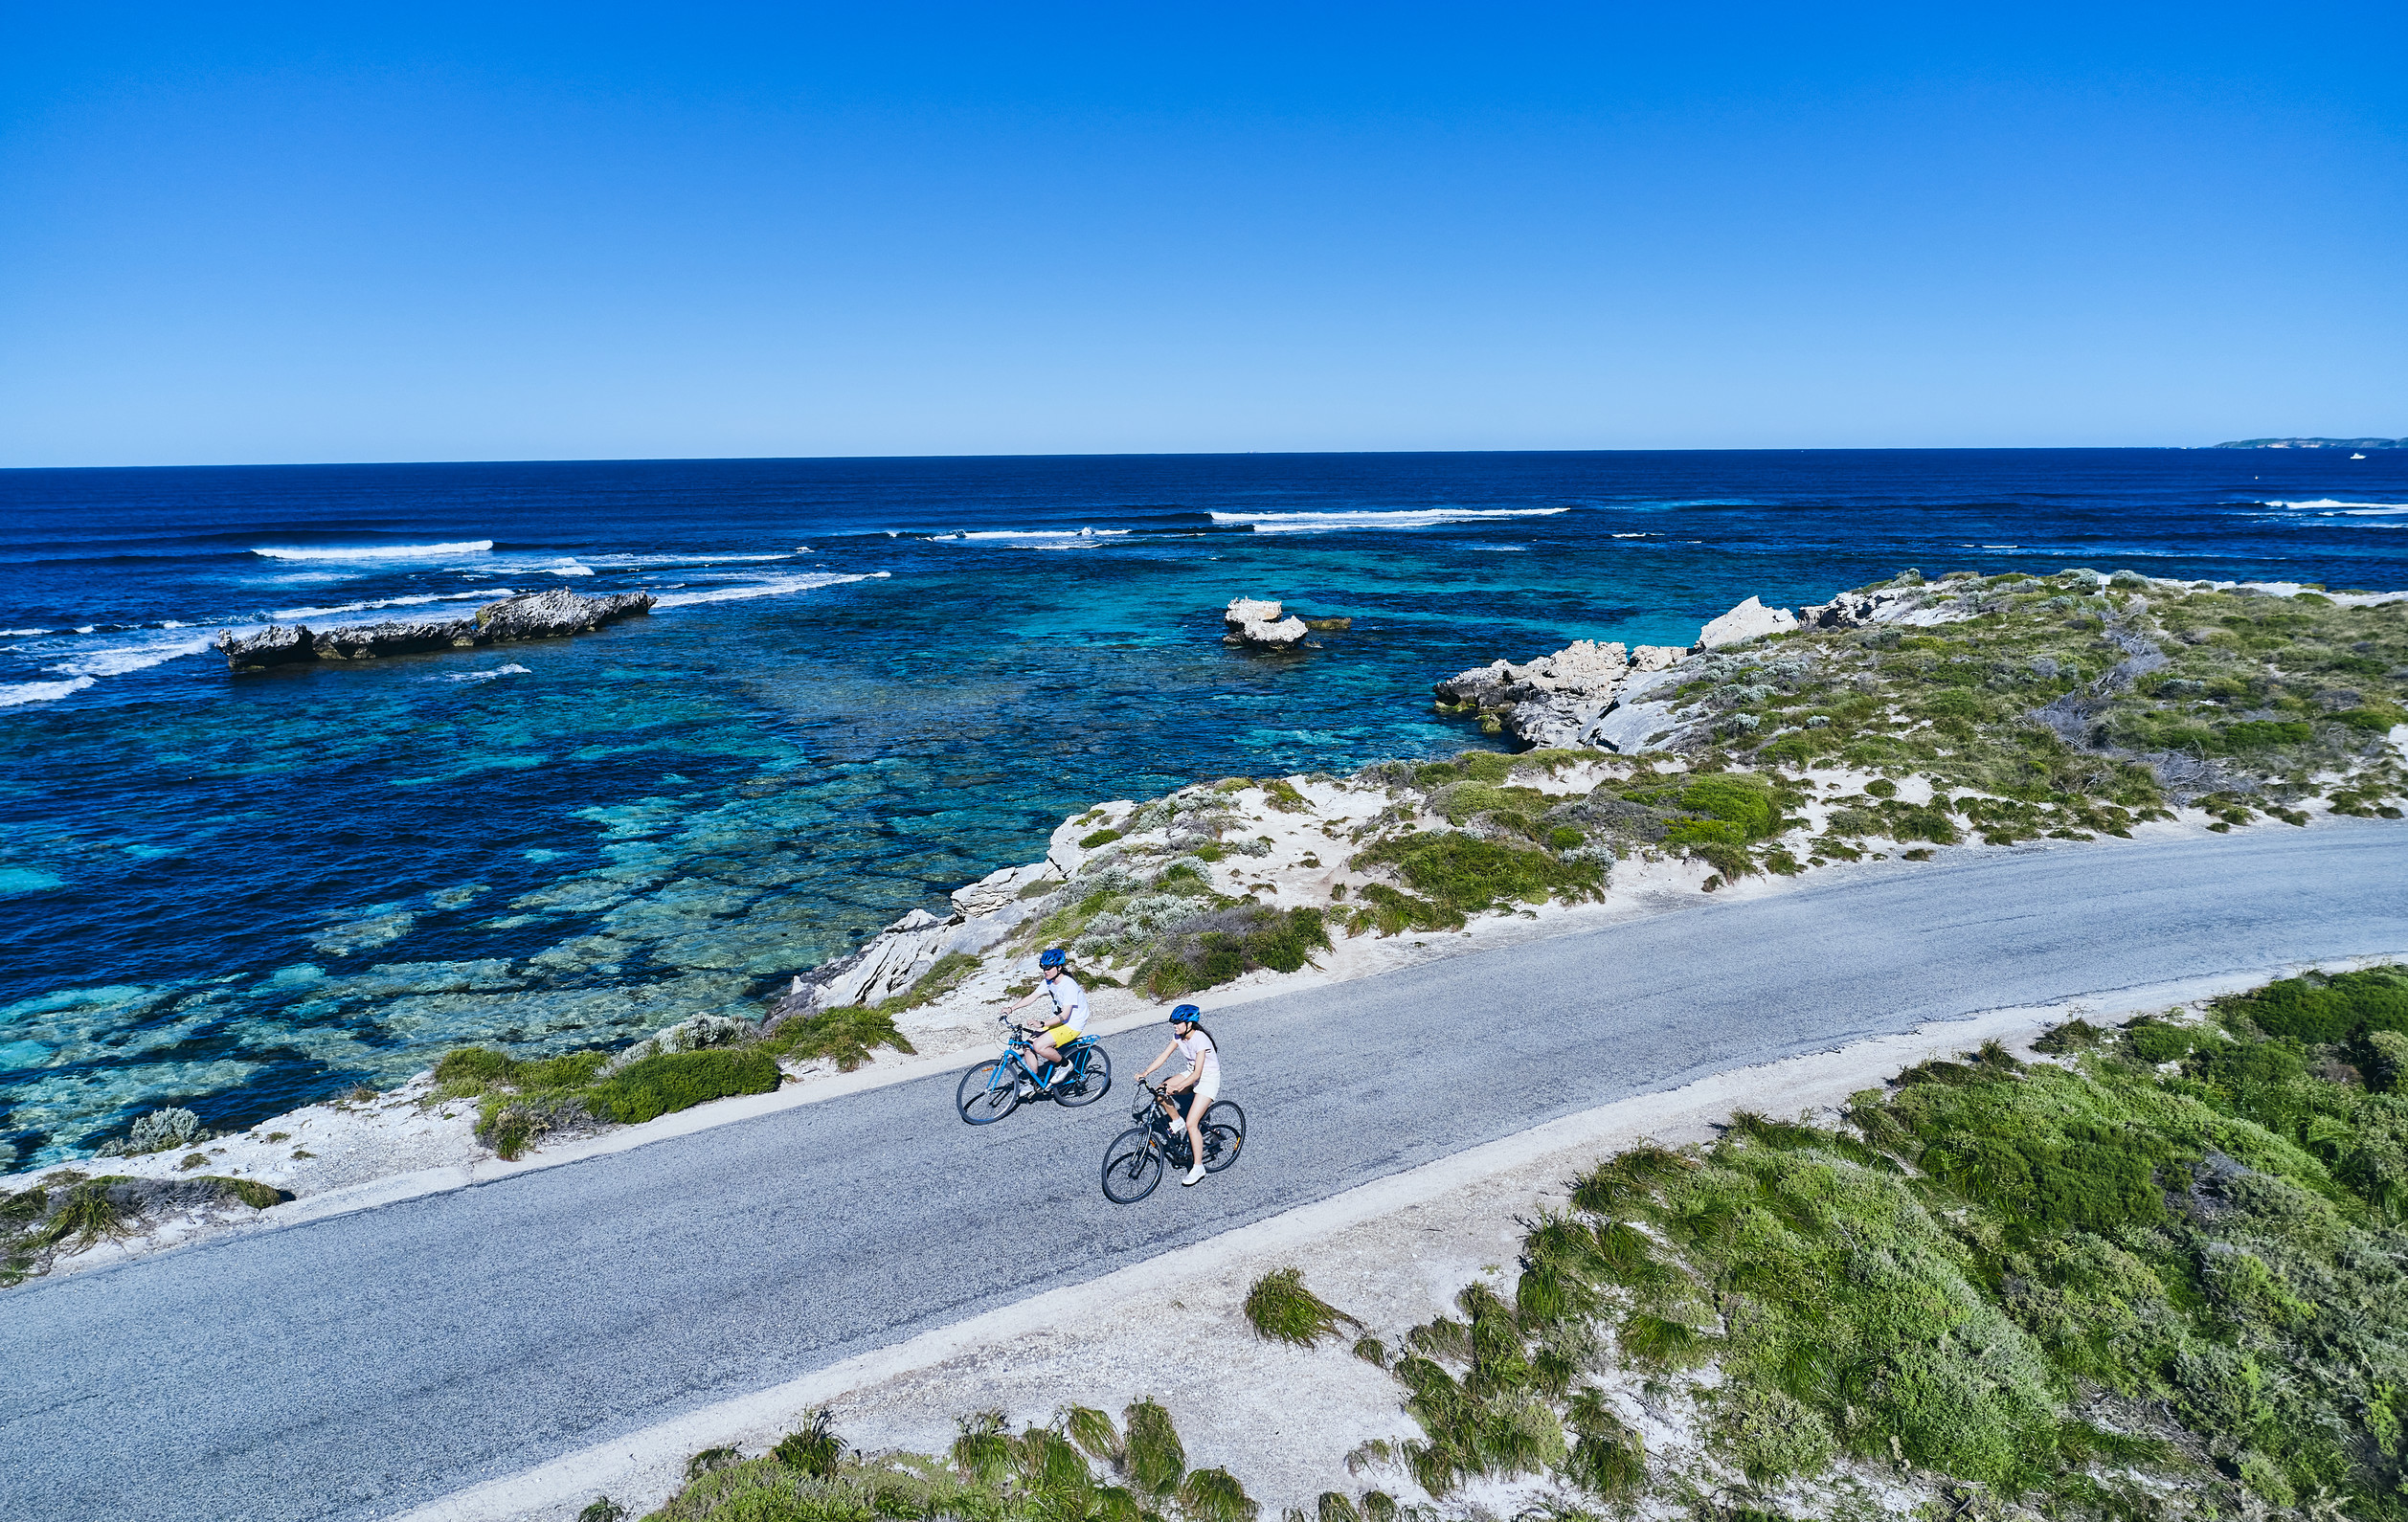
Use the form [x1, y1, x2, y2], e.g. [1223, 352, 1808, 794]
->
[1135, 1004, 1222, 1186]
[1003, 948, 1090, 1094]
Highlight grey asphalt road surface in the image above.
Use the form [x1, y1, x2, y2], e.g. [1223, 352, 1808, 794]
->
[6, 822, 2405, 1521]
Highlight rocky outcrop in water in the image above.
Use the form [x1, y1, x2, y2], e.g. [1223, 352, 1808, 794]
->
[1224, 597, 1311, 648]
[214, 589, 655, 671]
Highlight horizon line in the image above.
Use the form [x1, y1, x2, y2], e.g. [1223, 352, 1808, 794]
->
[4, 441, 2372, 474]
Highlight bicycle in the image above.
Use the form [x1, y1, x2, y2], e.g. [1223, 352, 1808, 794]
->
[1099, 1078, 1246, 1202]
[956, 1015, 1113, 1124]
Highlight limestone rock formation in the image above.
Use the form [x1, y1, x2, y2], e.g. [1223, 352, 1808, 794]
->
[1223, 597, 1310, 648]
[950, 861, 1062, 917]
[214, 589, 655, 671]
[1697, 595, 1800, 649]
[1799, 586, 1923, 630]
[1433, 639, 1632, 749]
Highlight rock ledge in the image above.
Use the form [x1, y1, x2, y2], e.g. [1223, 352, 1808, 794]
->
[215, 589, 655, 671]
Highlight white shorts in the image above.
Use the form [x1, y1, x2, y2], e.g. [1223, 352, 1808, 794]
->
[1187, 1072, 1221, 1108]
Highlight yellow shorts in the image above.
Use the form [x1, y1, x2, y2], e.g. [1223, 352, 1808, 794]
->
[1043, 1024, 1082, 1049]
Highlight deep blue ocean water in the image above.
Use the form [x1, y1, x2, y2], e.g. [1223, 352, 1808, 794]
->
[4, 449, 2405, 1165]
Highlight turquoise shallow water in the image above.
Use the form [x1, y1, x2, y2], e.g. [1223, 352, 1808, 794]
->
[3, 449, 2403, 1165]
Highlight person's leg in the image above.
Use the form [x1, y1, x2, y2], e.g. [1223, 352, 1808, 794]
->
[1183, 1083, 1219, 1178]
[1027, 1036, 1062, 1084]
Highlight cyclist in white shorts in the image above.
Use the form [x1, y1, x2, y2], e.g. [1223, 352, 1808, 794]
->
[1135, 1003, 1222, 1186]
[1003, 948, 1088, 1094]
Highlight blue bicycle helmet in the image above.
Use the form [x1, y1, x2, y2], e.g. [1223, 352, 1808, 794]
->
[1039, 948, 1069, 970]
[1169, 1004, 1202, 1024]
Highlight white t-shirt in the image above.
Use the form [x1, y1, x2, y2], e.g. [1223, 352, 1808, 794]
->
[1176, 1028, 1221, 1087]
[1045, 974, 1091, 1035]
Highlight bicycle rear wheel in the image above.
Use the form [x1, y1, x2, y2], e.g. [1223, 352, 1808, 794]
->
[956, 1060, 1021, 1125]
[1101, 1127, 1164, 1203]
[1053, 1042, 1112, 1108]
[1201, 1101, 1246, 1173]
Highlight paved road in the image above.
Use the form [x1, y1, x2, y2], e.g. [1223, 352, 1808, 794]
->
[7, 823, 2406, 1521]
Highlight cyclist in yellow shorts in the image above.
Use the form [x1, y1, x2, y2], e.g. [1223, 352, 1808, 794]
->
[1003, 948, 1089, 1094]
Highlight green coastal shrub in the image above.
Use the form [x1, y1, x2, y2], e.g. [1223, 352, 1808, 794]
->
[762, 1006, 917, 1071]
[641, 1399, 1251, 1522]
[592, 1049, 780, 1125]
[2221, 965, 2408, 1044]
[1352, 832, 1603, 922]
[1358, 963, 2408, 1516]
[1136, 905, 1328, 998]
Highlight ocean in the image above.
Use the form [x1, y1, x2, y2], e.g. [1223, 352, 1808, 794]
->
[5, 448, 2405, 1166]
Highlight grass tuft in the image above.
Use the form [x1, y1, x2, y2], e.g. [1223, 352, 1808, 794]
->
[772, 1409, 844, 1479]
[1243, 1266, 1362, 1347]
[1119, 1399, 1186, 1496]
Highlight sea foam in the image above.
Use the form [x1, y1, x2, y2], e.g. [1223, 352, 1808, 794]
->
[650, 571, 887, 608]
[1208, 506, 1571, 533]
[2266, 500, 2408, 514]
[252, 540, 495, 561]
[0, 677, 97, 707]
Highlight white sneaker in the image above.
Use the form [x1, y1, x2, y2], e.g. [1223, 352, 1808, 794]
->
[1168, 1116, 1185, 1135]
[1182, 1161, 1205, 1186]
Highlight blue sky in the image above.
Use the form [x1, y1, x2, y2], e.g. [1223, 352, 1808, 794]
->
[2, 3, 2401, 465]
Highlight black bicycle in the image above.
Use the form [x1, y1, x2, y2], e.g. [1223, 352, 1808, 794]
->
[1100, 1078, 1245, 1202]
[956, 1016, 1112, 1124]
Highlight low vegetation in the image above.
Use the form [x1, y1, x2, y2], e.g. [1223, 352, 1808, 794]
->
[1329, 962, 2408, 1520]
[631, 1399, 1261, 1522]
[433, 1035, 783, 1160]
[3, 1171, 289, 1286]
[1244, 1266, 1362, 1347]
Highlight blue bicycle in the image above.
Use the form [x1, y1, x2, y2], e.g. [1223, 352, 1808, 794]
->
[956, 1015, 1113, 1124]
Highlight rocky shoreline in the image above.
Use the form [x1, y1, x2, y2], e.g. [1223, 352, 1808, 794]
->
[10, 565, 2403, 1287]
[214, 587, 655, 670]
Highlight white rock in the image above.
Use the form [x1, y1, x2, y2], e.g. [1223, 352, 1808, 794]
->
[1047, 801, 1136, 876]
[1630, 644, 1685, 672]
[818, 908, 957, 1009]
[1531, 639, 1629, 692]
[1697, 595, 1799, 649]
[950, 861, 1061, 917]
[1223, 597, 1311, 647]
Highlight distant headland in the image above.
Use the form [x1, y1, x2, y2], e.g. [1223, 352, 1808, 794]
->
[2212, 436, 2406, 449]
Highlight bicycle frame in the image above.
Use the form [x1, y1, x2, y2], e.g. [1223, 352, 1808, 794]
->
[979, 1019, 1092, 1097]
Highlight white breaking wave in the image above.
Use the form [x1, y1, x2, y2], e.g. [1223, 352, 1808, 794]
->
[271, 589, 514, 620]
[45, 635, 216, 680]
[0, 628, 49, 637]
[2266, 499, 2408, 509]
[650, 571, 889, 609]
[547, 561, 595, 576]
[1207, 507, 1571, 533]
[580, 551, 794, 568]
[0, 676, 97, 707]
[437, 663, 531, 683]
[252, 540, 495, 562]
[939, 527, 1133, 543]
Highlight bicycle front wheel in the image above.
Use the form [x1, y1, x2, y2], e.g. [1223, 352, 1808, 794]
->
[956, 1060, 1021, 1126]
[1054, 1043, 1113, 1108]
[1100, 1127, 1164, 1203]
[1201, 1101, 1246, 1173]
